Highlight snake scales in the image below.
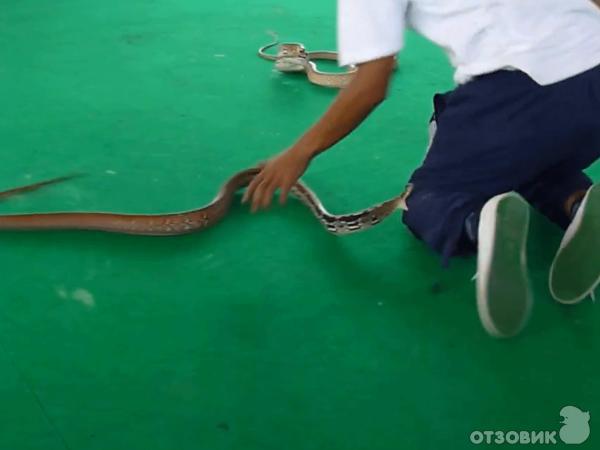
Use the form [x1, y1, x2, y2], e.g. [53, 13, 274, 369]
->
[0, 171, 411, 236]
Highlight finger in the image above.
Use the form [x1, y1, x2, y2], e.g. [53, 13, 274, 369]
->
[242, 171, 264, 203]
[260, 179, 279, 209]
[253, 177, 278, 212]
[250, 179, 270, 213]
[279, 181, 292, 205]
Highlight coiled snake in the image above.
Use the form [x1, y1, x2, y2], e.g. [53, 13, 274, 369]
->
[0, 171, 411, 236]
[258, 40, 357, 88]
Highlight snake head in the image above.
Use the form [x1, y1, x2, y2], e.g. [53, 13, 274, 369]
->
[275, 43, 308, 72]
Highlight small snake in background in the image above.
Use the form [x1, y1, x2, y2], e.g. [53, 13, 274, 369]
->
[0, 171, 412, 236]
[258, 39, 357, 88]
[258, 37, 398, 88]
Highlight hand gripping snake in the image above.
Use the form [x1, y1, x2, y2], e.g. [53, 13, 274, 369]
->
[0, 171, 412, 236]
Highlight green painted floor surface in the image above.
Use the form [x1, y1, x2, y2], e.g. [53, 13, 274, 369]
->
[0, 1, 598, 449]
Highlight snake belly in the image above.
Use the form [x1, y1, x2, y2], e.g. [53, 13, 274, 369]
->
[0, 170, 410, 236]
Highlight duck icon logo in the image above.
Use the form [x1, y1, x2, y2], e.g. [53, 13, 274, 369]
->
[560, 406, 590, 445]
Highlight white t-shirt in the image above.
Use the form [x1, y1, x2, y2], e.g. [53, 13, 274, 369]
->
[337, 0, 600, 85]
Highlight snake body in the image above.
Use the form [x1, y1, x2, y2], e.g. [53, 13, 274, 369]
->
[0, 170, 411, 236]
[258, 41, 357, 88]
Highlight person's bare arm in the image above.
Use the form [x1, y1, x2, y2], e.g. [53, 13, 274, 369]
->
[243, 55, 396, 211]
[287, 56, 396, 159]
[593, 0, 600, 8]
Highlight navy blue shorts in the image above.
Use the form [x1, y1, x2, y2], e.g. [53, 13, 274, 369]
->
[403, 65, 600, 263]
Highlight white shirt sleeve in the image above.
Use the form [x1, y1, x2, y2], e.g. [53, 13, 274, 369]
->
[337, 0, 409, 67]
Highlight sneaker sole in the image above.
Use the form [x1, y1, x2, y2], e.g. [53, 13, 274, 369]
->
[549, 184, 600, 304]
[477, 193, 532, 338]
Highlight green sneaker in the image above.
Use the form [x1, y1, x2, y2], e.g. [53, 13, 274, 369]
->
[549, 184, 600, 304]
[476, 193, 533, 338]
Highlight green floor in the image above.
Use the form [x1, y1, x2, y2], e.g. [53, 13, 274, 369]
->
[1, 1, 598, 449]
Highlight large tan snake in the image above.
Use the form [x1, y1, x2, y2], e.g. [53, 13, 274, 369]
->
[0, 171, 412, 236]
